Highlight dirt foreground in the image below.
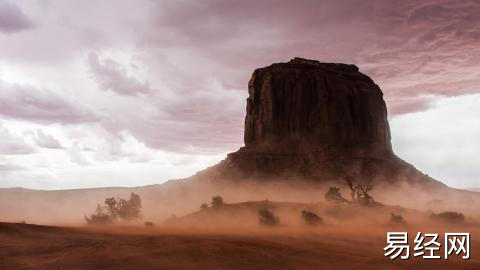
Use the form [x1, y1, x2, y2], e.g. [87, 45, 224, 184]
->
[1, 222, 479, 270]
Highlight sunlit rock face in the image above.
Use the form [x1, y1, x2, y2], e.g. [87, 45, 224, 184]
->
[243, 57, 392, 156]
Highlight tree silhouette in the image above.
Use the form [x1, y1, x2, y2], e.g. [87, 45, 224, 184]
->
[344, 177, 375, 205]
[85, 193, 142, 225]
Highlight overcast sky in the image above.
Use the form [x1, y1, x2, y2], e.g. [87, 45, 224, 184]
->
[0, 0, 478, 189]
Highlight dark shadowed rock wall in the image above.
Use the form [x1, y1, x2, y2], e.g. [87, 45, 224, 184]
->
[244, 57, 392, 156]
[195, 58, 443, 187]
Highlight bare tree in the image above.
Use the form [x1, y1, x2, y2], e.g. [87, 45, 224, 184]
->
[344, 177, 375, 205]
[345, 177, 359, 201]
[358, 183, 373, 204]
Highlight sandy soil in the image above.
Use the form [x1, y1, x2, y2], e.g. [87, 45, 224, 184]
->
[1, 222, 479, 270]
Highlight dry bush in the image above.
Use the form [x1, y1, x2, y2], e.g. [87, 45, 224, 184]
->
[211, 196, 224, 208]
[144, 221, 155, 227]
[258, 208, 279, 226]
[325, 187, 348, 203]
[390, 213, 406, 224]
[301, 210, 322, 226]
[85, 204, 114, 225]
[431, 211, 465, 224]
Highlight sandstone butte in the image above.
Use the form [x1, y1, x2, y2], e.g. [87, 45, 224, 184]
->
[196, 57, 443, 187]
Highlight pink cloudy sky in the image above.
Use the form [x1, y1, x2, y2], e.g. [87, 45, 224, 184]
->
[0, 0, 479, 189]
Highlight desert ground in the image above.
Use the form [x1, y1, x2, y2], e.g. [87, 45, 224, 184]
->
[1, 181, 479, 270]
[2, 208, 479, 270]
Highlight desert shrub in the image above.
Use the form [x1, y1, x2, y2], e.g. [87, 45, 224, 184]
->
[325, 187, 348, 203]
[258, 208, 279, 226]
[211, 196, 224, 208]
[85, 193, 142, 225]
[301, 210, 322, 226]
[85, 204, 114, 225]
[390, 213, 406, 224]
[144, 221, 155, 227]
[431, 211, 465, 224]
[200, 203, 208, 210]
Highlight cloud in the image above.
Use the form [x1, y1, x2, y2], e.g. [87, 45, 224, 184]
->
[97, 78, 246, 154]
[391, 93, 480, 188]
[0, 80, 99, 124]
[66, 142, 90, 166]
[0, 163, 23, 171]
[34, 130, 63, 149]
[88, 52, 151, 96]
[388, 95, 437, 115]
[78, 0, 480, 153]
[357, 0, 480, 113]
[140, 0, 480, 115]
[0, 0, 34, 34]
[0, 0, 479, 189]
[0, 124, 35, 155]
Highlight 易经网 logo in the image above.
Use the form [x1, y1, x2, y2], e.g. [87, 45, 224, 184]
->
[384, 232, 470, 260]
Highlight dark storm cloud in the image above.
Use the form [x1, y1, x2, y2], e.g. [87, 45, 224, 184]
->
[356, 0, 480, 112]
[0, 0, 34, 34]
[2, 0, 479, 155]
[141, 0, 480, 116]
[143, 0, 377, 89]
[88, 52, 151, 96]
[0, 80, 98, 124]
[75, 0, 480, 153]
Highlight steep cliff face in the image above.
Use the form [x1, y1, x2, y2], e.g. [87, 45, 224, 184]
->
[197, 58, 440, 185]
[244, 57, 392, 156]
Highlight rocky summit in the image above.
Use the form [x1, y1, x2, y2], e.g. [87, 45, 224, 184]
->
[199, 58, 440, 185]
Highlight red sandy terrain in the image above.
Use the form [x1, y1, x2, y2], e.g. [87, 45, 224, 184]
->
[1, 221, 479, 270]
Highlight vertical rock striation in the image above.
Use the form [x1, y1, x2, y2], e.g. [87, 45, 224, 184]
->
[244, 57, 392, 156]
[197, 58, 441, 186]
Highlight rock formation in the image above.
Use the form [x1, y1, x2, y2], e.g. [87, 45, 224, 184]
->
[244, 57, 392, 156]
[198, 58, 442, 186]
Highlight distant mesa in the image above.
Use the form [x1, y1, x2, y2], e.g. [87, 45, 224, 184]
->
[199, 57, 441, 186]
